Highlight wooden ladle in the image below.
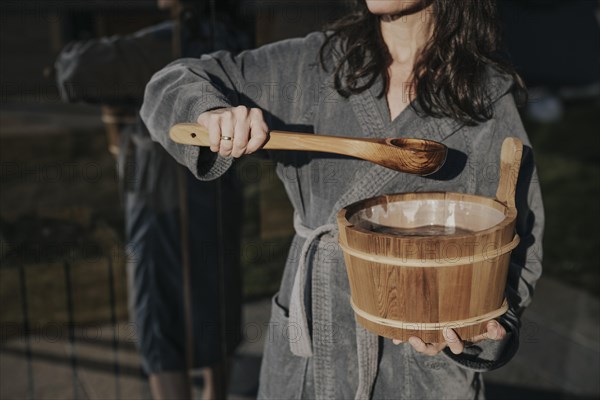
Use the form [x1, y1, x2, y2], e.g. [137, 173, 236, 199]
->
[169, 123, 447, 176]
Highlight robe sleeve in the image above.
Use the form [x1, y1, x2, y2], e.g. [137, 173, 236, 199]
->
[55, 22, 173, 105]
[443, 91, 545, 371]
[140, 32, 325, 180]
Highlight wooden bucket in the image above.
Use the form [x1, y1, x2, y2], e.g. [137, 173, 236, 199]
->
[337, 138, 523, 342]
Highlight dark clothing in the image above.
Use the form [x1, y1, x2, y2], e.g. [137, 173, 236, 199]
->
[55, 19, 248, 372]
[122, 121, 242, 371]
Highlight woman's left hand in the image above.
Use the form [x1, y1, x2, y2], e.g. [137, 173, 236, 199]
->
[393, 319, 507, 355]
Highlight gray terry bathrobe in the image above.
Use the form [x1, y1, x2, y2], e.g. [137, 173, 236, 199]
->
[141, 32, 544, 399]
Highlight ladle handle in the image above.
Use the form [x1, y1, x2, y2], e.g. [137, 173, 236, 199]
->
[169, 123, 211, 146]
[496, 137, 523, 209]
[169, 124, 356, 149]
[169, 122, 369, 152]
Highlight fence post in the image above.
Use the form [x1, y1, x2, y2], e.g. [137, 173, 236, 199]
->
[63, 261, 78, 399]
[107, 255, 121, 399]
[18, 263, 35, 400]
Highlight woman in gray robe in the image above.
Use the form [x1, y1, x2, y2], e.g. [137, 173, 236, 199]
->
[141, 0, 544, 398]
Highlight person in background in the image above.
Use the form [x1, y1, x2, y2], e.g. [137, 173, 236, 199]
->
[55, 1, 249, 398]
[141, 0, 544, 398]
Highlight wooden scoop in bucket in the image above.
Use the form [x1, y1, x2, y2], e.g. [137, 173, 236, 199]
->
[169, 123, 447, 176]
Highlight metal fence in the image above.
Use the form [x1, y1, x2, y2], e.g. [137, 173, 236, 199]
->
[1, 252, 152, 400]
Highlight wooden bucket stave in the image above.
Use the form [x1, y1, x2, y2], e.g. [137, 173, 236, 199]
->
[337, 138, 523, 342]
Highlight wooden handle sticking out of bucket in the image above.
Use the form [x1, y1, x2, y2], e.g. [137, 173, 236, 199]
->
[496, 137, 524, 209]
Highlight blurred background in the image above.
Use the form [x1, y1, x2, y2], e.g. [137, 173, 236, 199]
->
[0, 1, 598, 399]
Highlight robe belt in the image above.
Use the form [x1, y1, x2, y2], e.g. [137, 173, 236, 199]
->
[289, 212, 378, 400]
[289, 212, 337, 357]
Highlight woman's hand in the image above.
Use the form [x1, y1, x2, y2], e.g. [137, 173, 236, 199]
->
[197, 106, 269, 158]
[393, 320, 507, 356]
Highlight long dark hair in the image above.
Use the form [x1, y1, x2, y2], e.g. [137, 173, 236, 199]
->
[319, 0, 526, 125]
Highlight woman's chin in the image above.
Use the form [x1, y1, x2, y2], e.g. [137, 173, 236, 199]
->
[366, 0, 429, 17]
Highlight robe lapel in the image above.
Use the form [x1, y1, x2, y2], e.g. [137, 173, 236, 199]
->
[312, 80, 465, 399]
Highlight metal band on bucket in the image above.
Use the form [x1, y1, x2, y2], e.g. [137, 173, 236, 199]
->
[339, 234, 520, 268]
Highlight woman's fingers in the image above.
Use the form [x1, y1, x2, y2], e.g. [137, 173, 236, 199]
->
[408, 336, 445, 356]
[400, 322, 504, 357]
[247, 108, 268, 153]
[470, 320, 507, 343]
[486, 320, 506, 340]
[218, 111, 234, 158]
[197, 106, 268, 157]
[232, 106, 250, 158]
[197, 109, 222, 152]
[207, 113, 221, 152]
[404, 330, 463, 356]
[443, 328, 465, 355]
